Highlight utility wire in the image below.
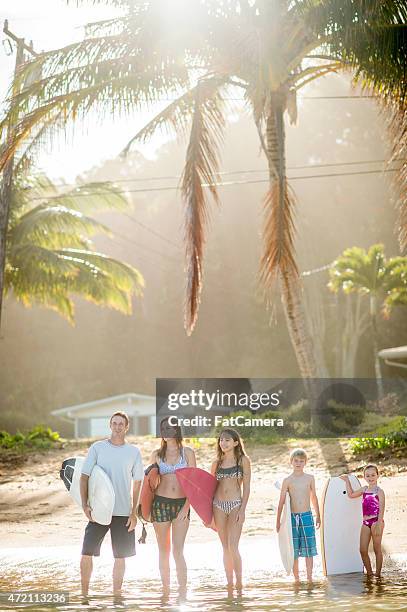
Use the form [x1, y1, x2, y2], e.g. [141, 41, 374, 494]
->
[26, 157, 399, 186]
[118, 212, 182, 250]
[114, 225, 335, 278]
[28, 166, 402, 200]
[109, 229, 181, 263]
[301, 262, 333, 277]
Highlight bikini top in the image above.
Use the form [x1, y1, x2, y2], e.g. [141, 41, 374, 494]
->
[216, 463, 243, 480]
[362, 486, 380, 517]
[158, 447, 188, 475]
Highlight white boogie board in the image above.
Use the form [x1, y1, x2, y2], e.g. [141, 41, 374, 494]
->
[60, 457, 115, 525]
[275, 482, 294, 574]
[321, 475, 363, 576]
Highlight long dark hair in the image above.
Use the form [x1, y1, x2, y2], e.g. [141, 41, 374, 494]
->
[157, 417, 183, 461]
[216, 428, 247, 471]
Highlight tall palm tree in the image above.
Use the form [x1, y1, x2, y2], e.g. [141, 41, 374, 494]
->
[328, 244, 407, 381]
[6, 173, 144, 322]
[1, 0, 405, 375]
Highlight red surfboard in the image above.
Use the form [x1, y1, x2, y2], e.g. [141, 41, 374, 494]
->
[176, 467, 217, 525]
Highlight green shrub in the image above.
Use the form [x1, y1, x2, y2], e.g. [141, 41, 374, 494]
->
[285, 400, 311, 436]
[356, 412, 402, 435]
[350, 417, 407, 454]
[315, 400, 366, 435]
[286, 399, 310, 421]
[0, 425, 60, 450]
[27, 425, 60, 442]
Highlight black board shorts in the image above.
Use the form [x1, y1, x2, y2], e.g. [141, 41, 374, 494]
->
[82, 516, 136, 559]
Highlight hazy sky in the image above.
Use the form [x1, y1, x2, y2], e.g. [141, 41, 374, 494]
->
[0, 0, 173, 181]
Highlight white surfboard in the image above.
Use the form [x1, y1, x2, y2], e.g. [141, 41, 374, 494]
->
[60, 456, 115, 525]
[275, 481, 294, 574]
[321, 475, 363, 576]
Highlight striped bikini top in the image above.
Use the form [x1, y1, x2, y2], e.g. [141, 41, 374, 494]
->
[158, 447, 188, 475]
[216, 463, 243, 480]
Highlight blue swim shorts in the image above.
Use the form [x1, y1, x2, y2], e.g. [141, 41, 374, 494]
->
[291, 510, 318, 559]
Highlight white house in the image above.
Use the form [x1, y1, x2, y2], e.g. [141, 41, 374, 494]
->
[51, 393, 156, 438]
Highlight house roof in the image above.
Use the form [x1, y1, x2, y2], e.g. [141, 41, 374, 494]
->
[51, 392, 155, 416]
[378, 346, 407, 360]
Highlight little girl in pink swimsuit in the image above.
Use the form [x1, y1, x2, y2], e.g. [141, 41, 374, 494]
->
[341, 465, 385, 577]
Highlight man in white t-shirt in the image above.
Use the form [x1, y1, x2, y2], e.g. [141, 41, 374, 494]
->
[79, 411, 144, 598]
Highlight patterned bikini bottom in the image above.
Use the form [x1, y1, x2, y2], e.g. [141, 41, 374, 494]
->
[213, 498, 242, 515]
[151, 495, 190, 523]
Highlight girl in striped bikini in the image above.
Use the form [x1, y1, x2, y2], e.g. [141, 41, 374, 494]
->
[210, 429, 251, 593]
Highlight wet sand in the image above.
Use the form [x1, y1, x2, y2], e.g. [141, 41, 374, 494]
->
[0, 437, 406, 555]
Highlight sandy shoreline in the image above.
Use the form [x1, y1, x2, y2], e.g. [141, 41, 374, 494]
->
[1, 437, 406, 556]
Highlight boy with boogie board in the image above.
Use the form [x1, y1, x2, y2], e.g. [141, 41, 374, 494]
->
[276, 448, 321, 582]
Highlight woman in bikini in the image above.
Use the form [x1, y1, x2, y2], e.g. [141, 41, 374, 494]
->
[150, 418, 196, 596]
[210, 428, 251, 592]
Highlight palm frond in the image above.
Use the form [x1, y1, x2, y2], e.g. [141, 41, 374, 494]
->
[385, 101, 407, 253]
[8, 243, 81, 274]
[122, 84, 203, 155]
[41, 181, 129, 214]
[0, 60, 189, 172]
[6, 243, 144, 323]
[298, 0, 407, 102]
[260, 99, 298, 288]
[5, 171, 144, 322]
[259, 182, 298, 287]
[10, 205, 112, 247]
[327, 245, 407, 321]
[181, 80, 225, 334]
[56, 248, 144, 293]
[290, 62, 343, 89]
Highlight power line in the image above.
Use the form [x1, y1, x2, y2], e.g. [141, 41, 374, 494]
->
[109, 229, 181, 263]
[208, 167, 400, 188]
[27, 162, 400, 201]
[26, 157, 399, 187]
[118, 212, 182, 250]
[301, 262, 332, 277]
[28, 166, 401, 200]
[113, 238, 177, 275]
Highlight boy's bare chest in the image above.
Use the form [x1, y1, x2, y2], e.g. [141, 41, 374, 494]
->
[288, 479, 310, 499]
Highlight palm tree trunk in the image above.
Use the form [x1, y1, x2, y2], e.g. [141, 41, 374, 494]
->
[0, 33, 25, 329]
[370, 294, 384, 400]
[279, 271, 320, 377]
[264, 92, 320, 378]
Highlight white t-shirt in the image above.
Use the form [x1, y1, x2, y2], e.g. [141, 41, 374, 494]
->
[81, 439, 144, 516]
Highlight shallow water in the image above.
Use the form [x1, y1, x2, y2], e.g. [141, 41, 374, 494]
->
[1, 539, 407, 611]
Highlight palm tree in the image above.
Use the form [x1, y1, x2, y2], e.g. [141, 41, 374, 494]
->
[328, 244, 407, 382]
[1, 1, 405, 375]
[6, 173, 144, 322]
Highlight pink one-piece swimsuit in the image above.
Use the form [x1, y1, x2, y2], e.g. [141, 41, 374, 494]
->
[362, 486, 380, 528]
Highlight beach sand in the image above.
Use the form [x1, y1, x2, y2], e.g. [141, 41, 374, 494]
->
[1, 437, 406, 555]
